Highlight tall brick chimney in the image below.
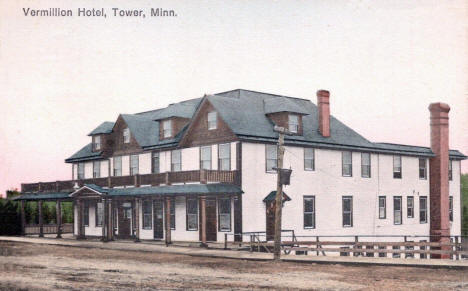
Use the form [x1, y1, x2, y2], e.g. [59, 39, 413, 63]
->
[317, 90, 330, 137]
[428, 102, 450, 259]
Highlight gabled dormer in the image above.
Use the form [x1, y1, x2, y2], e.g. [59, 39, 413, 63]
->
[158, 116, 190, 140]
[264, 98, 309, 135]
[87, 121, 114, 153]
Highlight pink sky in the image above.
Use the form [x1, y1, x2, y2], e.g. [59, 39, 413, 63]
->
[0, 1, 467, 197]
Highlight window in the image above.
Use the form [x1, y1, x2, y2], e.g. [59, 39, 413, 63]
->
[448, 160, 452, 181]
[419, 196, 427, 223]
[163, 120, 172, 138]
[95, 202, 103, 227]
[152, 152, 160, 174]
[142, 200, 152, 229]
[361, 153, 371, 178]
[342, 196, 353, 227]
[392, 246, 401, 258]
[449, 196, 453, 222]
[289, 114, 299, 133]
[393, 156, 402, 179]
[130, 154, 139, 175]
[419, 158, 427, 179]
[218, 198, 231, 232]
[186, 198, 198, 231]
[170, 198, 175, 230]
[407, 196, 414, 218]
[394, 196, 402, 225]
[93, 161, 100, 178]
[200, 146, 212, 170]
[113, 156, 122, 176]
[123, 128, 130, 143]
[266, 144, 277, 173]
[208, 112, 217, 130]
[171, 150, 181, 172]
[83, 200, 89, 226]
[304, 148, 315, 171]
[218, 143, 231, 171]
[378, 196, 386, 219]
[77, 163, 85, 179]
[304, 196, 315, 229]
[93, 135, 101, 151]
[342, 151, 352, 177]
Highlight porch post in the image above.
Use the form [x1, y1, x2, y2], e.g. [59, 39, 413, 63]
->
[165, 196, 171, 245]
[20, 200, 26, 236]
[77, 199, 85, 240]
[56, 200, 62, 238]
[38, 200, 44, 237]
[200, 196, 207, 247]
[101, 198, 107, 242]
[134, 198, 140, 242]
[108, 199, 114, 241]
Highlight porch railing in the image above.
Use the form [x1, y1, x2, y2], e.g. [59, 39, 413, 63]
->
[24, 223, 73, 235]
[21, 169, 240, 193]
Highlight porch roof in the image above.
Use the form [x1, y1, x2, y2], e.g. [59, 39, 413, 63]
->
[12, 192, 71, 201]
[263, 191, 292, 202]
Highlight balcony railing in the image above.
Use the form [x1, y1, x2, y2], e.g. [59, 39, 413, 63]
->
[21, 169, 240, 193]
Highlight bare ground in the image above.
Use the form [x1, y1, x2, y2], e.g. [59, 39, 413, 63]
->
[0, 241, 467, 290]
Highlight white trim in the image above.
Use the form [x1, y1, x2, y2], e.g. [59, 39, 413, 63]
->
[70, 185, 106, 197]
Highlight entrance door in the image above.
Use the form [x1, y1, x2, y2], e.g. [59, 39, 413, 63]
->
[118, 202, 132, 238]
[153, 200, 164, 240]
[206, 199, 217, 242]
[266, 202, 275, 241]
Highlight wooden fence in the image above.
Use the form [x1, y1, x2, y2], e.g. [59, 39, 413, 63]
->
[25, 223, 73, 235]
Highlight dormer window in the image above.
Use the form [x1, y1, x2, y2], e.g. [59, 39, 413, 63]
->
[163, 120, 172, 138]
[93, 135, 101, 151]
[289, 114, 299, 133]
[208, 112, 217, 130]
[123, 128, 130, 143]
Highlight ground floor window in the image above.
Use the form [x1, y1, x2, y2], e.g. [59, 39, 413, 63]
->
[95, 202, 103, 227]
[303, 196, 315, 228]
[378, 196, 386, 219]
[218, 198, 231, 232]
[449, 196, 453, 222]
[393, 196, 402, 225]
[84, 201, 89, 226]
[170, 198, 176, 230]
[142, 200, 152, 229]
[419, 196, 427, 223]
[186, 198, 198, 231]
[342, 196, 353, 227]
[407, 196, 414, 218]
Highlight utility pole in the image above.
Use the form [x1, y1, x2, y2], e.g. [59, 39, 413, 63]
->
[273, 126, 291, 261]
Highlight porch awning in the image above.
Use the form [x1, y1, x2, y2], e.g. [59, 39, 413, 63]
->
[263, 191, 291, 202]
[107, 183, 243, 197]
[12, 192, 71, 201]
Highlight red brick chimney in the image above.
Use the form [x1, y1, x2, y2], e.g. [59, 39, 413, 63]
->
[317, 90, 330, 137]
[428, 102, 451, 259]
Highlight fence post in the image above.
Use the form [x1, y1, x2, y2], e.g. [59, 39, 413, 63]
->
[224, 233, 228, 250]
[353, 236, 358, 257]
[404, 236, 407, 258]
[316, 236, 319, 256]
[455, 236, 459, 260]
[250, 235, 253, 252]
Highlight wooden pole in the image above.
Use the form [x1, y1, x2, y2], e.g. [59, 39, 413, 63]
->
[107, 199, 113, 241]
[101, 199, 107, 242]
[273, 131, 285, 260]
[165, 197, 172, 245]
[200, 196, 207, 247]
[38, 200, 44, 237]
[56, 200, 62, 238]
[20, 200, 26, 236]
[134, 198, 140, 242]
[77, 199, 85, 240]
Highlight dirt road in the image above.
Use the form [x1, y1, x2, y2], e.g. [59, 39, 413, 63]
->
[0, 241, 467, 290]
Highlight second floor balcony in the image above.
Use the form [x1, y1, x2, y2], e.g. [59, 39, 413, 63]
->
[21, 169, 240, 193]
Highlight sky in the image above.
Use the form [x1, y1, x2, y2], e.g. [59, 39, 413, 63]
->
[0, 0, 467, 197]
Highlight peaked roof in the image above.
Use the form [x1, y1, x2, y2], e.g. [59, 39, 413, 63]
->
[120, 114, 160, 148]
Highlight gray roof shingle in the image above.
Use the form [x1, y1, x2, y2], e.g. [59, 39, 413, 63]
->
[88, 121, 114, 136]
[65, 143, 102, 162]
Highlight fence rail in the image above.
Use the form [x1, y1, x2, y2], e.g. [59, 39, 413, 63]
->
[224, 232, 468, 260]
[24, 223, 73, 235]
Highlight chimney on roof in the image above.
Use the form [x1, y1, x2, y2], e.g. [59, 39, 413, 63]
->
[428, 102, 451, 259]
[317, 90, 330, 137]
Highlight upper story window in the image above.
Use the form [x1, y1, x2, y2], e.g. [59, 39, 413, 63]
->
[200, 146, 212, 170]
[393, 155, 402, 179]
[218, 143, 231, 171]
[419, 158, 427, 179]
[171, 150, 181, 172]
[304, 148, 315, 171]
[77, 163, 85, 180]
[208, 112, 217, 130]
[113, 156, 122, 176]
[152, 152, 160, 174]
[289, 114, 299, 133]
[342, 151, 352, 177]
[123, 128, 130, 143]
[163, 120, 172, 138]
[93, 161, 100, 178]
[130, 154, 139, 175]
[448, 160, 452, 181]
[378, 196, 386, 219]
[303, 196, 316, 229]
[361, 153, 371, 178]
[266, 144, 277, 173]
[342, 196, 353, 227]
[93, 135, 101, 151]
